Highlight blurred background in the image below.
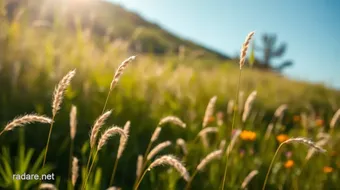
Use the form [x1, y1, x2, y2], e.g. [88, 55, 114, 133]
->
[0, 0, 339, 189]
[110, 0, 340, 88]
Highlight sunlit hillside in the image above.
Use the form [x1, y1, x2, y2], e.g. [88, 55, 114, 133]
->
[0, 0, 339, 190]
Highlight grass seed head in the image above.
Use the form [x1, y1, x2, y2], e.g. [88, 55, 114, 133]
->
[90, 110, 112, 148]
[239, 31, 255, 69]
[197, 150, 222, 171]
[3, 114, 52, 133]
[148, 155, 190, 181]
[97, 126, 127, 151]
[203, 96, 217, 128]
[52, 69, 76, 117]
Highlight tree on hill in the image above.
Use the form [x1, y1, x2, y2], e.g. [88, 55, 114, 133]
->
[255, 33, 293, 72]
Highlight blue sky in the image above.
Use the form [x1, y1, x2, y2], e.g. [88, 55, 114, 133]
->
[109, 0, 340, 88]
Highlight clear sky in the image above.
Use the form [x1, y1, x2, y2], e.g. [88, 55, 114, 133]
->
[109, 0, 340, 88]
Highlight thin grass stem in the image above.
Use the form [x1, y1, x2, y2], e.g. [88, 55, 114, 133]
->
[134, 169, 148, 190]
[133, 140, 153, 188]
[42, 115, 55, 170]
[109, 157, 119, 186]
[221, 69, 242, 189]
[262, 143, 284, 190]
[184, 170, 198, 190]
[84, 90, 112, 182]
[68, 139, 74, 183]
[82, 150, 98, 190]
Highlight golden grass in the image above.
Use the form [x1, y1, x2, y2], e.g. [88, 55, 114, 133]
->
[135, 155, 190, 190]
[185, 150, 222, 190]
[241, 170, 259, 189]
[202, 96, 217, 128]
[0, 114, 52, 136]
[71, 157, 79, 187]
[90, 110, 112, 148]
[222, 31, 255, 190]
[147, 141, 172, 161]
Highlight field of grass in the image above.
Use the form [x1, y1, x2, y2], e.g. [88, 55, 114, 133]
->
[0, 1, 340, 190]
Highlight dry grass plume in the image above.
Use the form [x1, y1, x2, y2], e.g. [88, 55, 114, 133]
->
[147, 141, 172, 160]
[70, 105, 77, 140]
[239, 31, 255, 69]
[97, 126, 127, 151]
[202, 96, 217, 128]
[241, 170, 259, 189]
[39, 183, 57, 190]
[242, 91, 257, 122]
[1, 114, 52, 135]
[110, 56, 136, 90]
[52, 69, 76, 117]
[176, 138, 188, 155]
[150, 127, 162, 142]
[72, 157, 79, 187]
[147, 155, 190, 181]
[90, 110, 112, 148]
[117, 121, 131, 159]
[158, 116, 186, 128]
[197, 150, 222, 171]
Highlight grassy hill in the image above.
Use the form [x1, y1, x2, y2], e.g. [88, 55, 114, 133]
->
[5, 0, 230, 59]
[0, 0, 340, 190]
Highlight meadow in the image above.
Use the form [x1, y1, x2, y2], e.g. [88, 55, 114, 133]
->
[0, 1, 339, 189]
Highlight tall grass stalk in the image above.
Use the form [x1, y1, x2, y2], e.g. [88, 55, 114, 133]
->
[221, 71, 241, 189]
[103, 56, 136, 116]
[133, 126, 161, 188]
[134, 115, 184, 187]
[241, 170, 259, 189]
[83, 150, 99, 190]
[134, 167, 148, 190]
[42, 70, 76, 170]
[133, 141, 153, 187]
[42, 116, 55, 170]
[84, 110, 112, 188]
[185, 150, 222, 190]
[0, 114, 52, 136]
[82, 126, 126, 189]
[262, 142, 285, 190]
[109, 121, 131, 186]
[84, 91, 110, 178]
[84, 149, 94, 188]
[72, 157, 79, 188]
[221, 31, 254, 189]
[85, 56, 135, 182]
[262, 137, 325, 190]
[68, 105, 77, 186]
[134, 155, 189, 190]
[330, 108, 340, 135]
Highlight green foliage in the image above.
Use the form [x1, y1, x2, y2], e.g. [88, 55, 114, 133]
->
[0, 130, 53, 190]
[0, 1, 339, 190]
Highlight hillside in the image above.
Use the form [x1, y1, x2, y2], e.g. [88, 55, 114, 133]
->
[5, 0, 230, 60]
[1, 1, 340, 190]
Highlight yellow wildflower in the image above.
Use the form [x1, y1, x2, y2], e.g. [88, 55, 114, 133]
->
[284, 160, 294, 168]
[240, 130, 256, 141]
[323, 166, 333, 173]
[276, 134, 289, 143]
